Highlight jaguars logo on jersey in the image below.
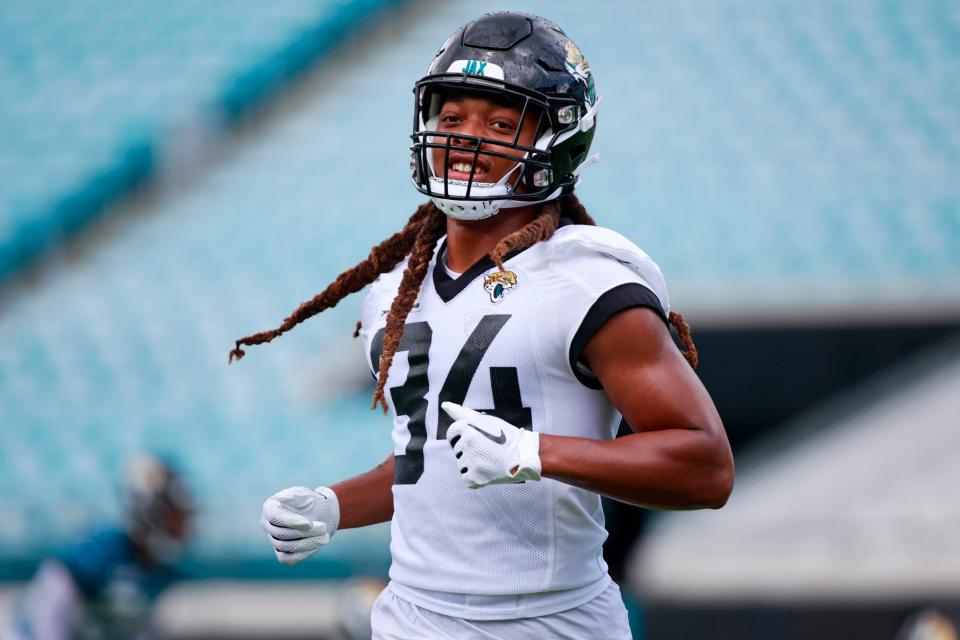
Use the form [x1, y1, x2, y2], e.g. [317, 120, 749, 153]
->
[483, 270, 518, 303]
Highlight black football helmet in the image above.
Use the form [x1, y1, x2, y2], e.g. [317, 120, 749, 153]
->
[411, 12, 601, 219]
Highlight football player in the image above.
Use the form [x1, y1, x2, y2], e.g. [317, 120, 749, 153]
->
[3, 455, 194, 640]
[233, 12, 734, 639]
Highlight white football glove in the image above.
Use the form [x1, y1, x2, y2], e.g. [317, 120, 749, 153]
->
[260, 486, 340, 566]
[442, 401, 541, 489]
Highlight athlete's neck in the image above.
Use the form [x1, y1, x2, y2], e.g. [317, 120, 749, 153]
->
[444, 205, 539, 272]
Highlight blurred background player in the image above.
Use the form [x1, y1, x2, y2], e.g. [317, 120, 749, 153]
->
[3, 455, 194, 640]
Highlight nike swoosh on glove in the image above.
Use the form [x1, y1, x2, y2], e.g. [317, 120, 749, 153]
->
[442, 401, 541, 489]
[261, 486, 340, 565]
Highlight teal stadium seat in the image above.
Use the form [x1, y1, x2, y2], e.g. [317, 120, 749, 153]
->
[0, 0, 397, 280]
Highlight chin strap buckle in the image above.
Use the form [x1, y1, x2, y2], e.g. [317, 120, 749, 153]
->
[573, 153, 600, 177]
[580, 96, 603, 132]
[569, 153, 600, 189]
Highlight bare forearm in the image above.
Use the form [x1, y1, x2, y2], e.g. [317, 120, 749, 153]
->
[571, 306, 735, 509]
[331, 454, 395, 529]
[539, 430, 733, 510]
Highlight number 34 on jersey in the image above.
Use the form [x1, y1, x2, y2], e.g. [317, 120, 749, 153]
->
[369, 315, 532, 485]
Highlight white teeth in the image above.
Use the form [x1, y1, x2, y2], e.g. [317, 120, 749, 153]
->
[452, 162, 475, 173]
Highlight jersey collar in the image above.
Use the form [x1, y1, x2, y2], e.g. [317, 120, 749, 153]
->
[432, 238, 527, 303]
[431, 218, 574, 303]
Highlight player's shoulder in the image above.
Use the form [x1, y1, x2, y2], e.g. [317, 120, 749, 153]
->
[369, 257, 408, 298]
[537, 224, 668, 301]
[59, 527, 135, 594]
[545, 223, 657, 265]
[362, 255, 409, 311]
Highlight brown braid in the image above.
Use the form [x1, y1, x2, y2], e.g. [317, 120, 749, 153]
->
[560, 193, 597, 226]
[227, 202, 436, 363]
[668, 311, 698, 369]
[372, 207, 446, 411]
[488, 193, 597, 271]
[231, 193, 698, 414]
[489, 201, 561, 270]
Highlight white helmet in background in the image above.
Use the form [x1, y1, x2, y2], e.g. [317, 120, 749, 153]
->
[122, 454, 195, 564]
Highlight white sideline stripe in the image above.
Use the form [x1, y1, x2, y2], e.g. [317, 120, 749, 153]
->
[154, 581, 342, 636]
[0, 582, 346, 638]
[0, 587, 18, 628]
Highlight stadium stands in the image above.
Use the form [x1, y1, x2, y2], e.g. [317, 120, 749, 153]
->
[0, 0, 397, 279]
[1, 0, 958, 585]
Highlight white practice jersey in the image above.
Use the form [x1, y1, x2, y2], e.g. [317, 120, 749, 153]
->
[358, 223, 670, 611]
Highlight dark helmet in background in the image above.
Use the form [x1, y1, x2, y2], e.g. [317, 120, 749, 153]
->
[411, 12, 601, 220]
[122, 454, 195, 564]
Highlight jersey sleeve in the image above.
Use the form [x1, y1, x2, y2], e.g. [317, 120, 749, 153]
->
[58, 528, 133, 597]
[546, 225, 670, 390]
[358, 288, 381, 380]
[357, 262, 405, 379]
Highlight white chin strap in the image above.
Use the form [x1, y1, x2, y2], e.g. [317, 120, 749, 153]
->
[428, 157, 567, 220]
[430, 192, 504, 220]
[428, 161, 597, 220]
[428, 167, 546, 220]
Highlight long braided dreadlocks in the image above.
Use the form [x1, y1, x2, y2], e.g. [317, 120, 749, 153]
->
[229, 195, 698, 411]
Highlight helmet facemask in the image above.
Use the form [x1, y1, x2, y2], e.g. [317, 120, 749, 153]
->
[411, 76, 586, 220]
[410, 13, 602, 220]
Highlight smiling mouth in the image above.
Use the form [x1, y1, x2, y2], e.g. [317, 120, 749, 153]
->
[445, 158, 491, 182]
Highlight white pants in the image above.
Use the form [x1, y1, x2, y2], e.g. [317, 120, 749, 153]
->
[371, 582, 632, 640]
